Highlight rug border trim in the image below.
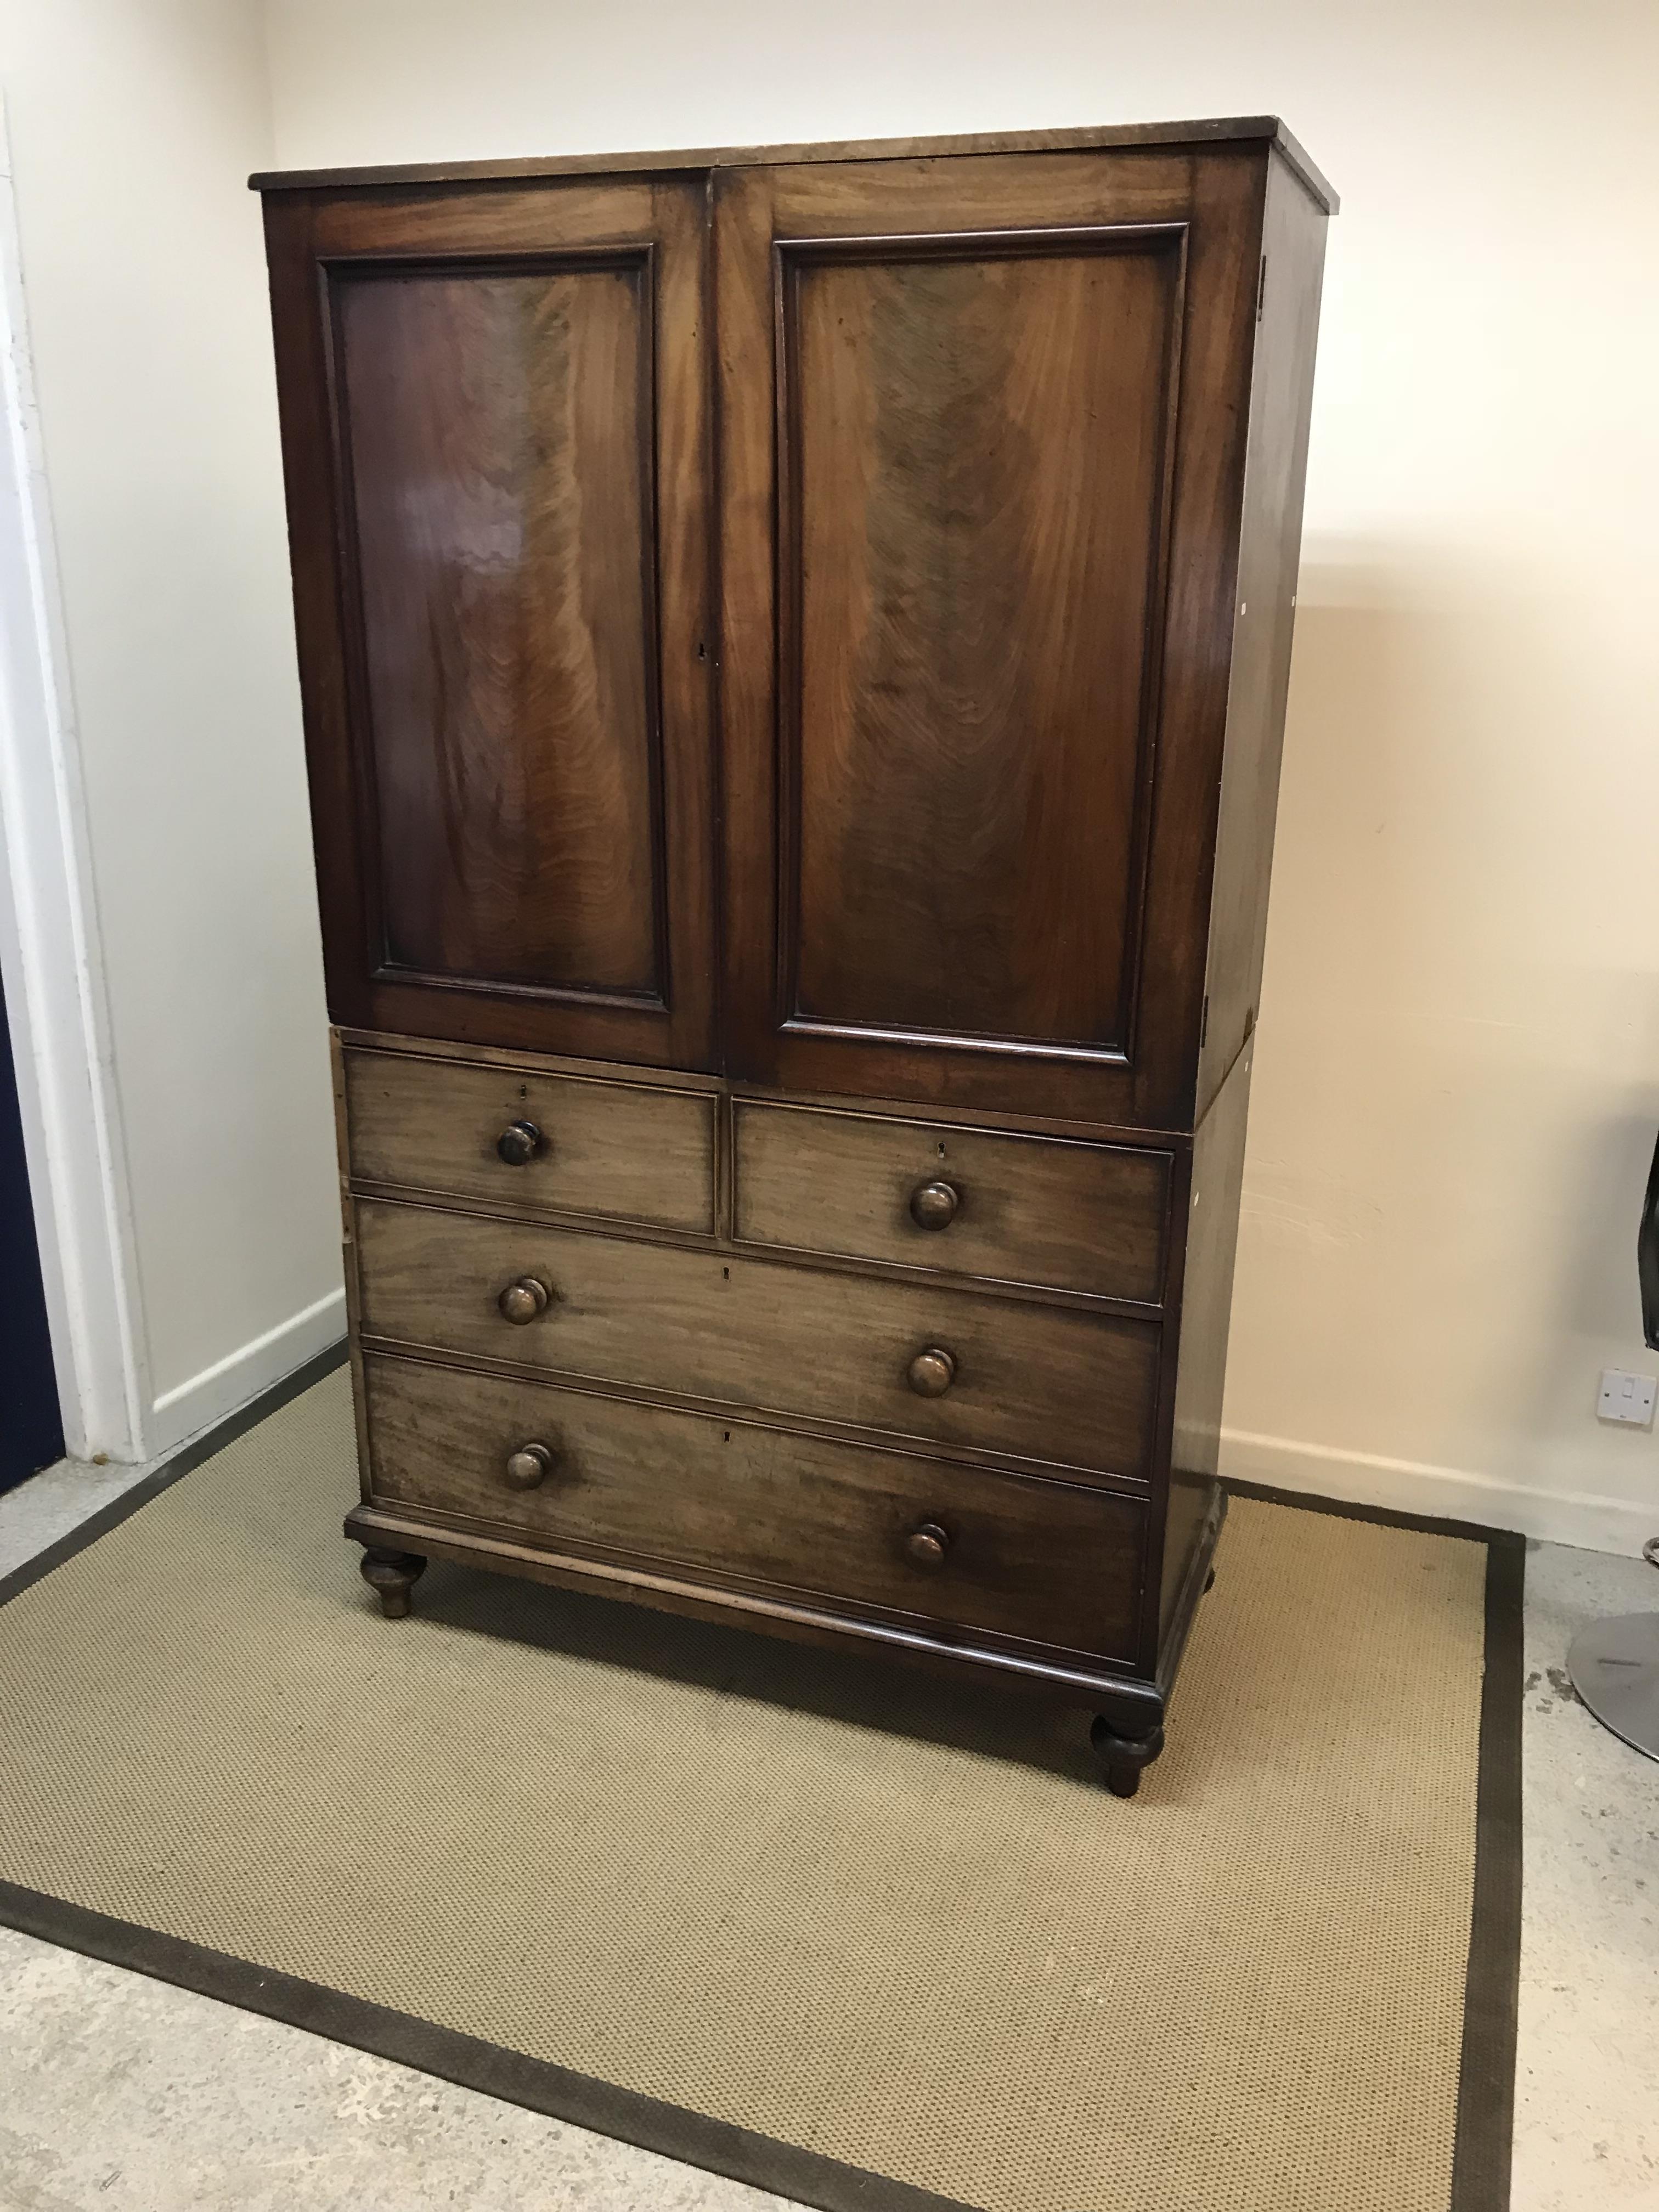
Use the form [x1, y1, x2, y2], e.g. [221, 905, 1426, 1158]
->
[1452, 1524, 1523, 2212]
[0, 1875, 978, 2212]
[1227, 1474, 1523, 2212]
[0, 1365, 1525, 2212]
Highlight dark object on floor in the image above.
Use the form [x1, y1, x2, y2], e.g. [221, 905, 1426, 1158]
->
[1639, 1126, 1659, 1351]
[1567, 1537, 1659, 1762]
[1565, 1128, 1659, 1760]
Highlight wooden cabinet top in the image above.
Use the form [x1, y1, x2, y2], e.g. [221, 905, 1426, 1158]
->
[249, 113, 1338, 216]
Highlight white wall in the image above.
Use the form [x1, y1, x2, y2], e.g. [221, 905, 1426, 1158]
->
[1, 1, 341, 1456]
[261, 0, 1659, 1550]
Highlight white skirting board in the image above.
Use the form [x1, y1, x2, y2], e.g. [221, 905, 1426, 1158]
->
[146, 1289, 346, 1460]
[1222, 1426, 1658, 1559]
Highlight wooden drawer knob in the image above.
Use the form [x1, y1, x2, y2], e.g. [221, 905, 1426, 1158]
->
[907, 1346, 956, 1397]
[909, 1178, 960, 1231]
[498, 1275, 550, 1325]
[496, 1119, 544, 1167]
[905, 1520, 952, 1570]
[504, 1441, 556, 1490]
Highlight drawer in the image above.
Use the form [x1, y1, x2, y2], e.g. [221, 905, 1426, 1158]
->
[355, 1199, 1160, 1480]
[732, 1101, 1170, 1304]
[341, 1046, 715, 1233]
[363, 1355, 1146, 1662]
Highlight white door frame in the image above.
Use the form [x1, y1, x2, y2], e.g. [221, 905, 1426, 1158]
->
[0, 102, 150, 1466]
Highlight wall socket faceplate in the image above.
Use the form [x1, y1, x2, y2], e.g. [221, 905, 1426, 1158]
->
[1597, 1369, 1657, 1427]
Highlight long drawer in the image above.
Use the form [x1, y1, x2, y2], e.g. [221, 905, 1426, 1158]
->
[733, 1099, 1171, 1304]
[354, 1198, 1160, 1481]
[341, 1045, 716, 1233]
[363, 1355, 1145, 1661]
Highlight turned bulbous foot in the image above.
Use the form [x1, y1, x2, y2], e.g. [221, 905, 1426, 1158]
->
[360, 1548, 426, 1619]
[1091, 1712, 1166, 1799]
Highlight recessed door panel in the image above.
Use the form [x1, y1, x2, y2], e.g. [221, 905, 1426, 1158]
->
[263, 177, 716, 1067]
[784, 234, 1177, 1052]
[716, 151, 1266, 1127]
[337, 258, 664, 1002]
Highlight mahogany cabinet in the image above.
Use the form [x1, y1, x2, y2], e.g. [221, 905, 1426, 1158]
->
[255, 116, 1334, 1795]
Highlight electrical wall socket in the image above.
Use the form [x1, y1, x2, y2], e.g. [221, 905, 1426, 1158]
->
[1597, 1369, 1657, 1427]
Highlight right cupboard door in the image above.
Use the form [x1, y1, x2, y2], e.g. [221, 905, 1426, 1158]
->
[714, 149, 1265, 1130]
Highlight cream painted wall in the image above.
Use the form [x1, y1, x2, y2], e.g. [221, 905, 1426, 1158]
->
[261, 0, 1659, 1550]
[1, 1, 341, 1452]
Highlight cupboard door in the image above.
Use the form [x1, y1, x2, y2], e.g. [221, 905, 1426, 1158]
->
[264, 177, 716, 1069]
[714, 150, 1265, 1129]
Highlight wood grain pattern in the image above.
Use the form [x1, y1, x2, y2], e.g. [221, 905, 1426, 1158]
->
[329, 1031, 376, 1498]
[781, 231, 1178, 1054]
[363, 1353, 1144, 1660]
[335, 253, 664, 1000]
[347, 1498, 1161, 1709]
[258, 126, 1334, 1760]
[262, 177, 718, 1067]
[335, 1024, 722, 1096]
[1194, 151, 1331, 1118]
[337, 1026, 1182, 1146]
[249, 114, 1338, 218]
[353, 1197, 1161, 1481]
[343, 1045, 716, 1231]
[1159, 1039, 1253, 1643]
[732, 1099, 1171, 1304]
[715, 148, 1268, 1128]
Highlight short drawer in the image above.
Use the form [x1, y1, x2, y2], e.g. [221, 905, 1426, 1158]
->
[354, 1199, 1160, 1480]
[341, 1046, 715, 1233]
[363, 1355, 1146, 1662]
[732, 1101, 1170, 1304]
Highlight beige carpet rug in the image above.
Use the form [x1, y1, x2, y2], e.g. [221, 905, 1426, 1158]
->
[0, 1361, 1521, 2212]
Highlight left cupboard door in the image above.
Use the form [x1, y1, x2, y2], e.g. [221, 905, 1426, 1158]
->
[262, 178, 718, 1069]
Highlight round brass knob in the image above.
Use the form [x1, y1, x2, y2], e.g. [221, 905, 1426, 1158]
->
[909, 1179, 960, 1232]
[504, 1441, 555, 1490]
[498, 1276, 550, 1325]
[907, 1346, 956, 1397]
[496, 1119, 543, 1167]
[905, 1520, 951, 1570]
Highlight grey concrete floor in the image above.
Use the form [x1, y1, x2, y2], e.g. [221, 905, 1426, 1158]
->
[1, 1455, 1656, 2211]
[1515, 1542, 1658, 2210]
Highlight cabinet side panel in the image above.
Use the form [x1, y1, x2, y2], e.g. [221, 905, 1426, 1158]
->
[1159, 1035, 1253, 1640]
[1194, 154, 1328, 1118]
[329, 1030, 374, 1497]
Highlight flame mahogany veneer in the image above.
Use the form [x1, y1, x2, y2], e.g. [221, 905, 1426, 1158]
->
[255, 117, 1333, 1797]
